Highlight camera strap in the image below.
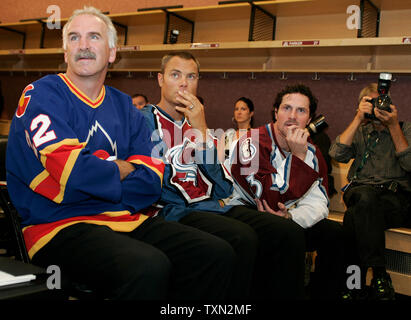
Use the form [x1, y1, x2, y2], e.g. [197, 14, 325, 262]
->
[342, 132, 379, 192]
[352, 133, 379, 180]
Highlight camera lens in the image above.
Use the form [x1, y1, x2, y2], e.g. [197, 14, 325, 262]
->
[307, 115, 327, 134]
[376, 94, 392, 112]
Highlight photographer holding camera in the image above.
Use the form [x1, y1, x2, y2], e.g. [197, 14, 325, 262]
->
[329, 77, 411, 300]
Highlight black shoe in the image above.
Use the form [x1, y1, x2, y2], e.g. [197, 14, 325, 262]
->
[342, 288, 369, 301]
[370, 273, 395, 300]
[342, 290, 354, 301]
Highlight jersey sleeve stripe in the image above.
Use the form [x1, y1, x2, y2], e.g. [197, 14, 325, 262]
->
[23, 212, 149, 259]
[126, 155, 165, 183]
[31, 139, 85, 203]
[30, 172, 61, 200]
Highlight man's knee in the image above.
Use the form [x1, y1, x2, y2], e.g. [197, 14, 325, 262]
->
[135, 249, 171, 283]
[204, 235, 237, 267]
[315, 219, 344, 243]
[256, 213, 305, 253]
[223, 219, 259, 256]
[272, 216, 305, 243]
[345, 185, 378, 207]
[112, 248, 171, 300]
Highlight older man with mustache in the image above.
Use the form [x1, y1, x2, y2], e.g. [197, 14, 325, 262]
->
[5, 7, 237, 300]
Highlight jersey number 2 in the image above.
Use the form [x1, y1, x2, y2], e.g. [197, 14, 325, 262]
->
[31, 114, 57, 147]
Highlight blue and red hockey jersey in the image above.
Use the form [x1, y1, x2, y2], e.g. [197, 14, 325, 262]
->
[6, 73, 164, 258]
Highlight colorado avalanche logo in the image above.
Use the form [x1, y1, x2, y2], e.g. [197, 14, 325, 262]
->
[166, 138, 198, 183]
[165, 137, 213, 203]
[85, 120, 118, 161]
[240, 137, 257, 163]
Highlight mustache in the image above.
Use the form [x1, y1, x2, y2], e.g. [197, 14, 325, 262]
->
[75, 50, 96, 61]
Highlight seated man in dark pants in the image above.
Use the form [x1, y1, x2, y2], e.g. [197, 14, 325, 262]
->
[228, 84, 345, 300]
[5, 7, 237, 300]
[330, 82, 411, 300]
[141, 51, 309, 299]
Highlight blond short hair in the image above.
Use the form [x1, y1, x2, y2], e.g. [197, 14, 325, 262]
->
[160, 52, 200, 74]
[358, 83, 378, 102]
[62, 6, 117, 50]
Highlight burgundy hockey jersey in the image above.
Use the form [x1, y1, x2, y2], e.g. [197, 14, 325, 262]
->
[229, 122, 328, 212]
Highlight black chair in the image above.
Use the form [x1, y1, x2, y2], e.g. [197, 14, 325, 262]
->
[0, 137, 16, 259]
[0, 136, 7, 182]
[0, 184, 30, 263]
[0, 184, 101, 300]
[0, 138, 98, 300]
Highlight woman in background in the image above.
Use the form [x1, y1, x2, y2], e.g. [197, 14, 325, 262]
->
[218, 97, 255, 207]
[220, 97, 255, 162]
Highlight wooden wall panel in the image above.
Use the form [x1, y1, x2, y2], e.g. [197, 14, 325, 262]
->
[0, 0, 217, 24]
[1, 71, 411, 142]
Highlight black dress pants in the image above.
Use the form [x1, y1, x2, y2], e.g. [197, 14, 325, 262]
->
[32, 216, 236, 300]
[304, 218, 345, 300]
[179, 210, 258, 299]
[193, 205, 306, 300]
[343, 184, 411, 270]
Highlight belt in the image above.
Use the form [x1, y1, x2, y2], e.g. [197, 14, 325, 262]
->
[371, 181, 398, 193]
[350, 181, 399, 193]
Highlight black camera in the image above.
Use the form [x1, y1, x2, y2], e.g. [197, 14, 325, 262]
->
[364, 72, 393, 120]
[307, 114, 328, 135]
